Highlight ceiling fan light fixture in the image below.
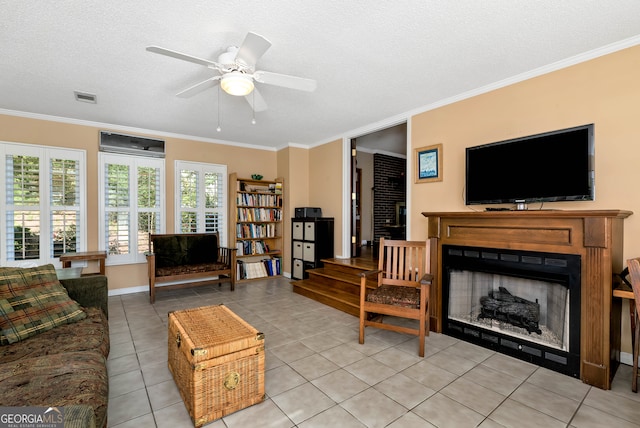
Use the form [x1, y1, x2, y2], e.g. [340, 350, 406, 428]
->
[220, 72, 254, 96]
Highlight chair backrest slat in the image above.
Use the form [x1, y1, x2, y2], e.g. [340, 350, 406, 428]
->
[627, 258, 640, 316]
[379, 238, 428, 285]
[396, 246, 404, 280]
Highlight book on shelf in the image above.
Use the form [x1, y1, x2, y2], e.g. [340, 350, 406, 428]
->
[267, 257, 280, 276]
[263, 258, 273, 276]
[248, 261, 268, 279]
[237, 193, 280, 208]
[236, 256, 281, 280]
[236, 240, 269, 256]
[261, 257, 282, 276]
[237, 260, 244, 279]
[236, 223, 277, 239]
[236, 207, 281, 222]
[268, 182, 283, 195]
[246, 185, 270, 193]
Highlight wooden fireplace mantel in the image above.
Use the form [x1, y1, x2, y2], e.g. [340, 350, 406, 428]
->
[422, 209, 632, 389]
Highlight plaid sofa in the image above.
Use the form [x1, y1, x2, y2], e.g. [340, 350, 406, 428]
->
[0, 266, 109, 428]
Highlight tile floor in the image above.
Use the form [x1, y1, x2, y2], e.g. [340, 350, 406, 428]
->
[107, 278, 640, 427]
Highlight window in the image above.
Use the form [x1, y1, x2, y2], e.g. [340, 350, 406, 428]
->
[99, 153, 164, 264]
[1, 142, 86, 266]
[175, 161, 227, 245]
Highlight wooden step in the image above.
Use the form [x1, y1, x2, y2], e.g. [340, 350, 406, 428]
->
[321, 257, 377, 273]
[293, 268, 361, 298]
[319, 258, 378, 282]
[292, 278, 360, 317]
[292, 256, 379, 317]
[315, 263, 364, 278]
[307, 267, 377, 291]
[309, 267, 359, 285]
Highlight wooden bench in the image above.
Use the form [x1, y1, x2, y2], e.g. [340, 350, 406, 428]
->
[146, 232, 236, 303]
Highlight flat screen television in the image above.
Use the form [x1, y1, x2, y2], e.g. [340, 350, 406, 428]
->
[465, 124, 594, 206]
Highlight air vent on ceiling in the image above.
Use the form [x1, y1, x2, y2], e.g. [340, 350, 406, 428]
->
[99, 131, 165, 158]
[74, 91, 97, 103]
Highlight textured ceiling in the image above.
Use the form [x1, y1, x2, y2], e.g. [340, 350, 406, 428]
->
[2, 1, 640, 153]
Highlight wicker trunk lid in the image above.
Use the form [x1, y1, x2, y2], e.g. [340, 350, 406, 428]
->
[168, 304, 265, 427]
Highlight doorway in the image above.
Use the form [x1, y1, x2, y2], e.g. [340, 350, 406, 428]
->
[350, 122, 407, 258]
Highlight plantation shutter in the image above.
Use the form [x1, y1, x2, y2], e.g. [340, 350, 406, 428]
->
[176, 161, 227, 244]
[100, 152, 164, 264]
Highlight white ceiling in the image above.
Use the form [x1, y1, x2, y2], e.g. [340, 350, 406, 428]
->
[2, 1, 640, 154]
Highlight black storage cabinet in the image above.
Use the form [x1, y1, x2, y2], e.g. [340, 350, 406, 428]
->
[291, 217, 334, 280]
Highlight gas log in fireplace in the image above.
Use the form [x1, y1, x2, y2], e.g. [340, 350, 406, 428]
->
[422, 210, 632, 389]
[442, 245, 581, 377]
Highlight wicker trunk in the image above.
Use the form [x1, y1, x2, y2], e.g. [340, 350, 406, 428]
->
[168, 305, 265, 427]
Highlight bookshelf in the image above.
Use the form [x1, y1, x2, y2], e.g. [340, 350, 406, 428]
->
[229, 173, 284, 282]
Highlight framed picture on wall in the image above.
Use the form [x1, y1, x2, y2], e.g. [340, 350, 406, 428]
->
[415, 143, 443, 183]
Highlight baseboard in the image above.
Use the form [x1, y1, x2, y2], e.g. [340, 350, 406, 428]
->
[108, 272, 293, 296]
[108, 285, 148, 296]
[621, 351, 635, 366]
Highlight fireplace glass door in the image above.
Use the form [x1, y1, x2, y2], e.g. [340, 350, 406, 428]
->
[449, 271, 569, 351]
[442, 245, 581, 378]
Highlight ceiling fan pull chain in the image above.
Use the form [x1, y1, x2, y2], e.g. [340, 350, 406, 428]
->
[216, 85, 222, 132]
[251, 91, 256, 125]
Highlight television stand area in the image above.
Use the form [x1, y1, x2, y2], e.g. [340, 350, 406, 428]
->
[422, 209, 632, 389]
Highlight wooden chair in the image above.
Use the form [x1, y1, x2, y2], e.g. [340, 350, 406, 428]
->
[359, 238, 432, 357]
[627, 257, 640, 392]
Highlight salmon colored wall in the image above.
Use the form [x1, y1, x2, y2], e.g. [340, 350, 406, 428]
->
[308, 139, 344, 258]
[0, 114, 277, 291]
[410, 45, 640, 354]
[283, 146, 311, 224]
[410, 45, 640, 241]
[276, 146, 301, 274]
[276, 147, 289, 274]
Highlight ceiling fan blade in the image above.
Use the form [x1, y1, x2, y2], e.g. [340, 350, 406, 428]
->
[254, 70, 317, 92]
[146, 46, 220, 68]
[245, 88, 268, 112]
[176, 76, 221, 98]
[235, 32, 272, 67]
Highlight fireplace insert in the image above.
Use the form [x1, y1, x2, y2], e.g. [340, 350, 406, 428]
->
[442, 245, 581, 378]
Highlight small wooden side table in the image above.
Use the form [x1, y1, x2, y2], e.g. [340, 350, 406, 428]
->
[60, 251, 107, 275]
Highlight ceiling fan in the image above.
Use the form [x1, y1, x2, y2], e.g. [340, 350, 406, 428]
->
[146, 32, 317, 112]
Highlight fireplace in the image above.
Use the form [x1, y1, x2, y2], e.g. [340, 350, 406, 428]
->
[423, 210, 631, 389]
[442, 245, 581, 377]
